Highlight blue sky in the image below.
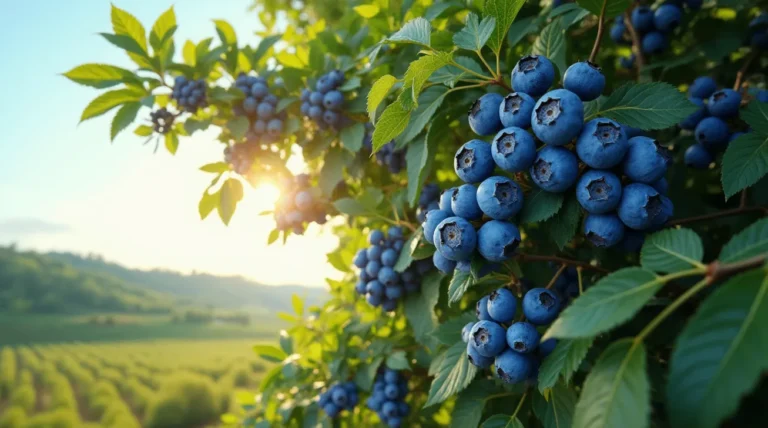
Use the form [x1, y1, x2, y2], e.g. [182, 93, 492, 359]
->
[0, 1, 341, 286]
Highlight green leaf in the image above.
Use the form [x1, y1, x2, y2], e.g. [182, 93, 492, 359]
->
[448, 270, 474, 305]
[150, 6, 176, 50]
[340, 123, 365, 152]
[573, 339, 649, 428]
[252, 34, 282, 65]
[545, 268, 661, 339]
[354, 4, 380, 18]
[667, 269, 768, 428]
[404, 271, 442, 345]
[111, 5, 147, 52]
[372, 102, 411, 153]
[333, 198, 368, 216]
[291, 294, 304, 316]
[110, 102, 141, 141]
[164, 132, 179, 155]
[319, 148, 345, 196]
[425, 340, 478, 407]
[720, 217, 768, 263]
[368, 75, 398, 122]
[538, 337, 594, 393]
[386, 351, 411, 370]
[63, 63, 140, 89]
[339, 77, 361, 92]
[184, 118, 212, 135]
[640, 228, 704, 273]
[275, 97, 297, 113]
[432, 312, 476, 345]
[430, 57, 486, 88]
[740, 100, 768, 135]
[532, 18, 566, 79]
[400, 86, 449, 143]
[519, 189, 564, 224]
[484, 0, 526, 54]
[507, 16, 539, 47]
[100, 33, 149, 59]
[394, 228, 421, 273]
[721, 132, 768, 200]
[576, 0, 631, 19]
[79, 88, 145, 122]
[481, 415, 524, 428]
[587, 82, 699, 130]
[134, 125, 153, 137]
[546, 194, 582, 250]
[386, 18, 431, 47]
[253, 344, 288, 363]
[452, 379, 502, 428]
[218, 178, 244, 226]
[213, 19, 237, 45]
[402, 52, 453, 103]
[533, 382, 578, 428]
[267, 229, 280, 245]
[453, 13, 496, 51]
[355, 357, 384, 391]
[227, 116, 250, 140]
[199, 190, 219, 220]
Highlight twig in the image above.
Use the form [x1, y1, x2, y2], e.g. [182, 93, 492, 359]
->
[512, 391, 528, 419]
[492, 78, 513, 92]
[667, 206, 767, 226]
[515, 254, 609, 274]
[740, 189, 747, 209]
[708, 254, 767, 283]
[588, 0, 609, 63]
[623, 11, 646, 74]
[577, 267, 584, 295]
[545, 264, 567, 289]
[734, 51, 759, 91]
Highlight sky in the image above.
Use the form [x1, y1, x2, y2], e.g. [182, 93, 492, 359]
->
[0, 0, 343, 287]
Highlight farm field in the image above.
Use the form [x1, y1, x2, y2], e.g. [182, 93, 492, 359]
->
[0, 340, 272, 428]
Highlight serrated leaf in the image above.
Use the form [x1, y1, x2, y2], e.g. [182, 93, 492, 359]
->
[150, 6, 176, 50]
[340, 122, 365, 152]
[448, 270, 474, 305]
[353, 4, 380, 18]
[484, 0, 526, 53]
[319, 148, 345, 196]
[538, 337, 594, 393]
[218, 178, 243, 226]
[573, 339, 649, 428]
[404, 271, 442, 345]
[111, 5, 147, 52]
[372, 102, 411, 153]
[520, 190, 564, 224]
[721, 132, 768, 200]
[640, 228, 704, 273]
[430, 56, 486, 88]
[545, 268, 661, 339]
[100, 33, 149, 59]
[424, 340, 478, 407]
[386, 351, 411, 370]
[80, 88, 145, 122]
[387, 18, 431, 47]
[481, 415, 524, 428]
[533, 382, 578, 428]
[402, 52, 453, 103]
[368, 75, 398, 122]
[740, 101, 768, 135]
[432, 312, 476, 345]
[667, 269, 768, 428]
[253, 344, 287, 363]
[587, 83, 699, 130]
[453, 13, 496, 51]
[452, 379, 503, 428]
[532, 18, 566, 79]
[110, 102, 141, 141]
[507, 16, 539, 47]
[576, 0, 632, 19]
[720, 218, 768, 263]
[400, 86, 449, 143]
[546, 194, 581, 250]
[164, 132, 179, 155]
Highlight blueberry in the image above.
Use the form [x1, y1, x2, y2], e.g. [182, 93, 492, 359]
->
[316, 76, 333, 94]
[695, 117, 730, 151]
[491, 127, 537, 173]
[253, 120, 267, 134]
[499, 92, 536, 128]
[432, 251, 457, 274]
[539, 338, 557, 358]
[251, 83, 268, 99]
[688, 77, 718, 99]
[584, 214, 625, 248]
[398, 402, 410, 417]
[576, 170, 622, 214]
[331, 387, 348, 407]
[381, 248, 398, 267]
[495, 349, 536, 384]
[366, 280, 384, 297]
[439, 188, 456, 215]
[384, 369, 399, 384]
[477, 220, 521, 262]
[620, 54, 635, 69]
[522, 288, 560, 325]
[467, 341, 494, 368]
[267, 119, 283, 136]
[377, 267, 399, 287]
[294, 191, 313, 211]
[451, 185, 483, 220]
[433, 217, 477, 261]
[654, 4, 682, 32]
[707, 89, 742, 118]
[467, 93, 504, 136]
[423, 209, 451, 245]
[323, 90, 344, 111]
[487, 288, 517, 323]
[757, 90, 768, 103]
[650, 195, 674, 228]
[469, 320, 507, 357]
[476, 295, 492, 321]
[388, 418, 402, 428]
[355, 280, 367, 295]
[323, 110, 340, 126]
[454, 140, 495, 183]
[388, 227, 404, 240]
[576, 118, 629, 168]
[621, 230, 646, 252]
[476, 176, 524, 219]
[563, 61, 605, 101]
[243, 97, 258, 114]
[506, 322, 541, 353]
[384, 384, 399, 400]
[367, 293, 382, 307]
[531, 89, 585, 146]
[323, 403, 341, 417]
[631, 6, 655, 33]
[622, 136, 669, 184]
[309, 92, 324, 106]
[462, 322, 475, 343]
[512, 55, 556, 97]
[530, 146, 579, 193]
[381, 401, 398, 418]
[679, 97, 708, 130]
[641, 32, 667, 55]
[353, 249, 368, 268]
[684, 144, 713, 169]
[257, 102, 274, 119]
[308, 105, 323, 119]
[365, 260, 382, 277]
[617, 183, 667, 230]
[319, 391, 330, 407]
[611, 22, 627, 44]
[369, 230, 385, 245]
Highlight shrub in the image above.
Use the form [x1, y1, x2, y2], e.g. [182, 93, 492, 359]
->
[144, 373, 220, 428]
[10, 384, 36, 413]
[0, 407, 26, 428]
[22, 409, 79, 428]
[0, 348, 16, 399]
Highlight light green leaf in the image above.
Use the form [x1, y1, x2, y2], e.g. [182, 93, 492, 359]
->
[577, 0, 633, 19]
[319, 147, 345, 196]
[400, 86, 449, 143]
[64, 63, 140, 89]
[110, 102, 141, 141]
[402, 52, 453, 103]
[227, 116, 250, 140]
[368, 74, 398, 122]
[164, 132, 179, 155]
[573, 339, 649, 428]
[545, 268, 661, 339]
[253, 344, 288, 363]
[719, 218, 768, 263]
[448, 270, 474, 305]
[111, 4, 147, 52]
[453, 13, 496, 51]
[425, 340, 478, 407]
[430, 56, 486, 88]
[532, 18, 566, 79]
[150, 6, 176, 50]
[353, 4, 380, 18]
[481, 415, 524, 428]
[404, 271, 442, 346]
[740, 100, 768, 135]
[451, 379, 503, 428]
[291, 294, 304, 316]
[721, 132, 768, 200]
[198, 190, 219, 220]
[213, 19, 237, 45]
[407, 115, 444, 207]
[386, 18, 431, 47]
[386, 351, 411, 370]
[372, 102, 411, 153]
[546, 193, 582, 250]
[587, 82, 699, 130]
[340, 122, 365, 152]
[519, 189, 564, 224]
[333, 198, 368, 216]
[267, 229, 280, 245]
[252, 34, 282, 65]
[134, 124, 153, 137]
[667, 269, 768, 428]
[533, 382, 578, 428]
[641, 228, 704, 273]
[394, 227, 421, 273]
[538, 337, 594, 393]
[218, 178, 244, 226]
[484, 0, 526, 53]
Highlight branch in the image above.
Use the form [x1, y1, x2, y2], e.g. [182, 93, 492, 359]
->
[623, 11, 646, 74]
[708, 254, 767, 284]
[588, 0, 608, 63]
[545, 264, 567, 289]
[516, 253, 610, 273]
[492, 78, 513, 92]
[667, 206, 768, 226]
[734, 50, 759, 91]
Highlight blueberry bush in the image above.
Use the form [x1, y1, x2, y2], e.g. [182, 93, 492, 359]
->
[67, 1, 768, 427]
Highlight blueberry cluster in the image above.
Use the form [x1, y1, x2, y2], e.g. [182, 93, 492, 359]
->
[362, 129, 407, 174]
[223, 142, 260, 175]
[749, 12, 768, 50]
[149, 108, 175, 134]
[366, 369, 410, 428]
[353, 228, 432, 311]
[300, 70, 347, 130]
[318, 381, 359, 418]
[462, 287, 560, 384]
[416, 183, 440, 223]
[233, 73, 285, 142]
[273, 174, 328, 235]
[171, 76, 208, 112]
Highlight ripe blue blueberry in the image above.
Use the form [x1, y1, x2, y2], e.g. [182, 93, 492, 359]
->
[622, 136, 670, 184]
[257, 102, 274, 119]
[654, 4, 682, 32]
[576, 170, 622, 214]
[476, 176, 524, 220]
[462, 322, 475, 343]
[650, 195, 674, 228]
[563, 61, 605, 101]
[539, 338, 557, 358]
[651, 177, 668, 195]
[385, 285, 404, 300]
[495, 349, 536, 384]
[499, 92, 536, 128]
[355, 280, 366, 295]
[611, 21, 627, 44]
[454, 140, 495, 184]
[469, 320, 507, 357]
[369, 230, 385, 245]
[487, 288, 517, 324]
[323, 110, 340, 126]
[688, 76, 717, 99]
[695, 117, 730, 151]
[381, 298, 398, 311]
[366, 280, 384, 297]
[323, 90, 344, 111]
[377, 267, 399, 286]
[679, 97, 708, 130]
[365, 260, 381, 278]
[621, 230, 646, 253]
[384, 384, 399, 400]
[451, 185, 483, 220]
[383, 369, 399, 384]
[531, 89, 585, 146]
[367, 245, 382, 262]
[506, 322, 541, 353]
[323, 403, 341, 418]
[381, 248, 398, 267]
[353, 249, 368, 268]
[432, 251, 457, 274]
[309, 91, 324, 106]
[641, 32, 667, 55]
[253, 120, 267, 134]
[476, 295, 492, 321]
[332, 387, 348, 407]
[439, 188, 456, 215]
[617, 183, 667, 230]
[433, 217, 477, 261]
[530, 146, 579, 193]
[308, 105, 323, 120]
[631, 6, 655, 32]
[389, 227, 403, 240]
[267, 119, 283, 136]
[620, 54, 635, 69]
[684, 144, 712, 169]
[707, 89, 742, 118]
[468, 93, 504, 136]
[584, 214, 626, 248]
[251, 83, 268, 99]
[522, 288, 560, 326]
[243, 97, 258, 113]
[512, 55, 555, 97]
[295, 191, 313, 211]
[423, 209, 451, 245]
[467, 341, 494, 368]
[316, 75, 333, 94]
[477, 221, 521, 262]
[757, 90, 768, 103]
[491, 127, 537, 173]
[576, 118, 629, 168]
[265, 94, 278, 106]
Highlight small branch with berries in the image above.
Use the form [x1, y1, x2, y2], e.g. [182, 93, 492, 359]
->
[588, 0, 609, 63]
[516, 253, 610, 274]
[623, 11, 646, 74]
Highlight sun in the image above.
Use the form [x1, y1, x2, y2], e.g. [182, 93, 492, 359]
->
[243, 182, 281, 213]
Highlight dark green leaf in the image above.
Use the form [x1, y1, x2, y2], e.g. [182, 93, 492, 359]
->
[110, 102, 141, 141]
[546, 194, 582, 250]
[404, 272, 442, 345]
[386, 18, 431, 47]
[640, 228, 704, 273]
[507, 16, 538, 47]
[721, 132, 768, 200]
[395, 228, 421, 273]
[372, 102, 411, 153]
[340, 123, 365, 153]
[333, 198, 368, 216]
[538, 337, 594, 393]
[587, 83, 699, 130]
[432, 312, 476, 345]
[740, 100, 768, 136]
[533, 382, 578, 428]
[425, 340, 478, 407]
[100, 33, 149, 59]
[520, 190, 564, 224]
[484, 0, 526, 53]
[453, 13, 496, 51]
[532, 18, 566, 79]
[355, 357, 384, 391]
[368, 74, 398, 122]
[386, 351, 411, 370]
[451, 379, 502, 428]
[227, 116, 250, 140]
[481, 414, 524, 428]
[253, 344, 287, 363]
[400, 86, 449, 143]
[448, 270, 474, 305]
[719, 218, 768, 263]
[576, 0, 632, 19]
[318, 148, 345, 196]
[430, 57, 486, 88]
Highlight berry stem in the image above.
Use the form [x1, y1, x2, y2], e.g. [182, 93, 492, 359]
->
[733, 50, 759, 91]
[635, 277, 709, 342]
[623, 11, 646, 75]
[476, 51, 497, 79]
[577, 267, 584, 295]
[588, 0, 609, 63]
[492, 78, 513, 93]
[511, 391, 528, 419]
[667, 205, 768, 226]
[545, 264, 567, 289]
[450, 60, 495, 81]
[515, 254, 610, 274]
